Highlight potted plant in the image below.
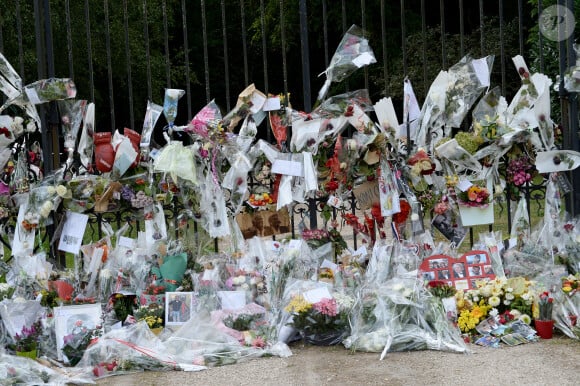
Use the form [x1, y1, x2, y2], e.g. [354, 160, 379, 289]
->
[535, 291, 554, 339]
[134, 303, 165, 335]
[14, 321, 41, 359]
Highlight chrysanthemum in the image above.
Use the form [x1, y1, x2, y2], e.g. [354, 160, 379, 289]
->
[488, 296, 501, 307]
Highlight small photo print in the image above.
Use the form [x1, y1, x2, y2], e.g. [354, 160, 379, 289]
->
[466, 253, 487, 265]
[422, 271, 436, 281]
[429, 259, 448, 269]
[483, 265, 494, 275]
[165, 292, 194, 326]
[451, 262, 467, 279]
[468, 266, 482, 277]
[438, 270, 451, 280]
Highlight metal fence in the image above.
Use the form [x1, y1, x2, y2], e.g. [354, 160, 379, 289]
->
[0, 0, 579, 257]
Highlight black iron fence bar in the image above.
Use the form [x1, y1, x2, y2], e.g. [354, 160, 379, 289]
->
[400, 0, 407, 78]
[537, 0, 544, 73]
[280, 0, 289, 99]
[84, 0, 95, 103]
[142, 0, 153, 101]
[201, 0, 211, 103]
[221, 0, 231, 112]
[380, 0, 388, 97]
[123, 0, 135, 131]
[421, 0, 427, 96]
[499, 0, 506, 96]
[259, 0, 269, 97]
[104, 0, 115, 131]
[322, 0, 329, 67]
[299, 0, 311, 112]
[65, 0, 74, 80]
[182, 0, 192, 120]
[518, 0, 524, 56]
[240, 0, 249, 86]
[440, 0, 446, 69]
[162, 0, 171, 88]
[16, 0, 25, 84]
[459, 0, 465, 57]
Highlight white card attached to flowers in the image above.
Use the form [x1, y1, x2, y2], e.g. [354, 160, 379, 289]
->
[58, 211, 89, 255]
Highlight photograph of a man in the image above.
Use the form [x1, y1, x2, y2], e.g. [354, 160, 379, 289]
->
[166, 292, 192, 325]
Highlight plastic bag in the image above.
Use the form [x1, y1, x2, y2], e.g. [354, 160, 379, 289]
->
[317, 25, 376, 101]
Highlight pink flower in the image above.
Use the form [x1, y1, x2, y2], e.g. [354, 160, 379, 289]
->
[252, 336, 266, 348]
[313, 298, 338, 317]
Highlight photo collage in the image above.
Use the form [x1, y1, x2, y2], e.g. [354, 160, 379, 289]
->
[419, 251, 495, 290]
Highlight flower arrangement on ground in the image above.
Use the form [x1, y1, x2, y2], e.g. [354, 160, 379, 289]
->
[285, 295, 350, 345]
[455, 277, 535, 335]
[561, 274, 579, 297]
[62, 321, 101, 366]
[13, 320, 42, 354]
[134, 303, 164, 330]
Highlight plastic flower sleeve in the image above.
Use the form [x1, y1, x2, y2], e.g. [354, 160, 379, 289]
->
[163, 89, 185, 130]
[0, 299, 43, 339]
[563, 44, 580, 92]
[289, 116, 321, 152]
[553, 289, 580, 339]
[154, 141, 197, 184]
[77, 102, 95, 172]
[200, 173, 231, 238]
[317, 25, 376, 101]
[414, 71, 448, 149]
[0, 53, 22, 99]
[444, 55, 492, 128]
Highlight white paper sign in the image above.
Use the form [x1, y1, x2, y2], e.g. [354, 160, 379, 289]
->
[457, 179, 473, 192]
[272, 159, 303, 177]
[218, 290, 246, 310]
[303, 286, 333, 304]
[58, 211, 89, 254]
[250, 91, 267, 114]
[263, 97, 281, 111]
[472, 57, 491, 87]
[118, 236, 136, 249]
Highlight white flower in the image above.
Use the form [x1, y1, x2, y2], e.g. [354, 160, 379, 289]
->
[472, 296, 480, 302]
[100, 269, 112, 279]
[505, 293, 515, 301]
[509, 309, 521, 318]
[411, 213, 419, 221]
[26, 121, 36, 132]
[503, 299, 511, 306]
[47, 186, 56, 195]
[233, 276, 246, 286]
[56, 185, 68, 198]
[506, 287, 513, 293]
[521, 292, 530, 301]
[489, 296, 501, 307]
[39, 201, 54, 218]
[241, 283, 250, 291]
[489, 308, 499, 317]
[519, 314, 532, 325]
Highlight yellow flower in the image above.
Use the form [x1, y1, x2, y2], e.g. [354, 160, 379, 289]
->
[285, 295, 312, 314]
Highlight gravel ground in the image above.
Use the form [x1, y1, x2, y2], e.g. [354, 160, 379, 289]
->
[97, 335, 579, 386]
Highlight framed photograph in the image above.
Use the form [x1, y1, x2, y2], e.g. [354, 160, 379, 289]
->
[432, 210, 467, 246]
[165, 292, 195, 326]
[54, 303, 102, 361]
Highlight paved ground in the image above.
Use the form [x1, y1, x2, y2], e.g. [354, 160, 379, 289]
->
[97, 335, 579, 386]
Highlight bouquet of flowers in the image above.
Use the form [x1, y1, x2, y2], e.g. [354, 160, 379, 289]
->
[62, 321, 101, 366]
[285, 295, 350, 345]
[561, 274, 579, 297]
[134, 303, 164, 329]
[456, 183, 491, 207]
[457, 277, 535, 328]
[14, 320, 41, 353]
